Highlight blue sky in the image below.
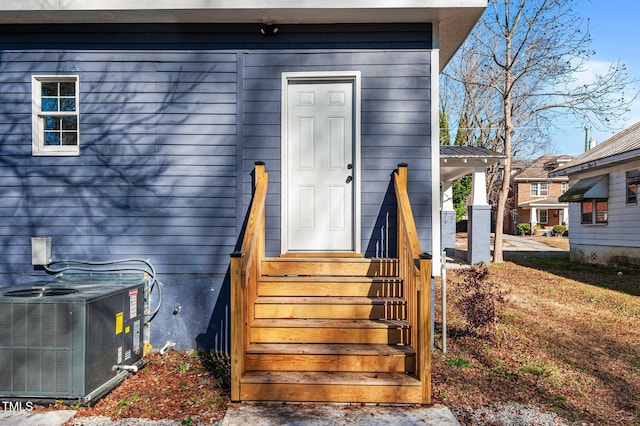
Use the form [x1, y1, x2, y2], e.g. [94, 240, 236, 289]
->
[552, 1, 640, 156]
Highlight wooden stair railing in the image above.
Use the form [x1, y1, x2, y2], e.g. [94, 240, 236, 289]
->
[230, 162, 268, 402]
[393, 163, 432, 404]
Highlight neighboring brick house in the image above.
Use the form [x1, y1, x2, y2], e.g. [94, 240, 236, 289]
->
[506, 155, 573, 234]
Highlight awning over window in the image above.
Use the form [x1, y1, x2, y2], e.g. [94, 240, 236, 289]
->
[559, 174, 609, 202]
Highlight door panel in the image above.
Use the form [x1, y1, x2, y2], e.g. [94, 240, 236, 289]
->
[286, 81, 354, 251]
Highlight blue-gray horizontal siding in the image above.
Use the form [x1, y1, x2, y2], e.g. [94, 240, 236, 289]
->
[0, 47, 239, 279]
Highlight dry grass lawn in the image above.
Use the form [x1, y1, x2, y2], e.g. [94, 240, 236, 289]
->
[434, 255, 640, 425]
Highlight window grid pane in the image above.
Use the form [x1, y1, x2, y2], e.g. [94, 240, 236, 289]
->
[59, 82, 75, 96]
[42, 98, 59, 112]
[539, 210, 548, 224]
[628, 184, 637, 204]
[44, 132, 61, 146]
[595, 200, 608, 223]
[530, 183, 538, 196]
[627, 171, 638, 204]
[62, 133, 77, 146]
[41, 82, 58, 96]
[581, 200, 593, 224]
[540, 183, 548, 197]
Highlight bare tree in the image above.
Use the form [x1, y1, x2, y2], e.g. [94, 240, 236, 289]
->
[442, 0, 636, 263]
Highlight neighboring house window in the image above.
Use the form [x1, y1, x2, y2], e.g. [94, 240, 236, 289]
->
[32, 76, 80, 156]
[561, 182, 568, 194]
[627, 171, 638, 205]
[530, 182, 548, 197]
[537, 209, 548, 224]
[581, 199, 608, 224]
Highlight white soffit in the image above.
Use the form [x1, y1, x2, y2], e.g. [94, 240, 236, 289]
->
[0, 0, 487, 71]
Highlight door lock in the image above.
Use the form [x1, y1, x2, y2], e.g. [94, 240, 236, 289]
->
[346, 176, 353, 183]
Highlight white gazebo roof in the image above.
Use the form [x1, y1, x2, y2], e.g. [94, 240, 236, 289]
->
[440, 145, 506, 182]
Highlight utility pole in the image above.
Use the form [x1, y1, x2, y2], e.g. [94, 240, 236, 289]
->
[584, 127, 590, 152]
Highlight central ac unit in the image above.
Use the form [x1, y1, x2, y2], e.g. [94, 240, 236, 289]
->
[0, 274, 148, 402]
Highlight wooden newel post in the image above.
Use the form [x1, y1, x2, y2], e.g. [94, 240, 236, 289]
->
[254, 161, 266, 189]
[419, 252, 432, 405]
[230, 251, 245, 402]
[397, 163, 408, 184]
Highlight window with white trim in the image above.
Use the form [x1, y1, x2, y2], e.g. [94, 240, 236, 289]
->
[530, 182, 548, 197]
[561, 182, 568, 194]
[537, 209, 548, 224]
[32, 76, 79, 156]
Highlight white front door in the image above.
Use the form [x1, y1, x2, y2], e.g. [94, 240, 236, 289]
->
[283, 77, 358, 252]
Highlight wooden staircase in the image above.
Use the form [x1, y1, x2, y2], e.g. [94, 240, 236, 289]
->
[231, 163, 431, 404]
[241, 257, 420, 403]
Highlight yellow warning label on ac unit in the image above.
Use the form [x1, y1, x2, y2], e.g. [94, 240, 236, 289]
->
[116, 312, 123, 335]
[125, 326, 131, 334]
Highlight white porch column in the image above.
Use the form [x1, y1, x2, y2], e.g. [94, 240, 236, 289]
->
[530, 207, 538, 230]
[563, 207, 569, 226]
[468, 166, 491, 264]
[441, 181, 456, 250]
[471, 168, 488, 206]
[442, 181, 454, 211]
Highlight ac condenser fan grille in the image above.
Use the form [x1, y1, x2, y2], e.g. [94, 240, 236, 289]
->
[4, 288, 78, 297]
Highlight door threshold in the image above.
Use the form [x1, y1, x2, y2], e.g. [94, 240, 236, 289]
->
[280, 252, 363, 258]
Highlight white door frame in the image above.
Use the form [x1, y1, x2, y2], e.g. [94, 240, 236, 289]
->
[281, 71, 362, 254]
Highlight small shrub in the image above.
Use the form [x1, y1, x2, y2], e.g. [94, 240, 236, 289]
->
[454, 265, 508, 337]
[516, 223, 531, 235]
[117, 394, 139, 407]
[522, 361, 557, 378]
[199, 351, 231, 395]
[175, 363, 190, 373]
[446, 356, 473, 368]
[552, 225, 566, 236]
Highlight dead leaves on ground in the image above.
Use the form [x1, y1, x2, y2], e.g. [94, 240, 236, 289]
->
[73, 351, 229, 424]
[434, 260, 640, 425]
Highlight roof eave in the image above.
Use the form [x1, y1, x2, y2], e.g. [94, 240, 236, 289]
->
[550, 148, 640, 177]
[0, 1, 487, 72]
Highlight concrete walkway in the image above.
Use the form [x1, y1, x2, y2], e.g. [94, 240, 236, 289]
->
[501, 234, 568, 261]
[222, 403, 460, 426]
[0, 410, 76, 426]
[501, 234, 567, 252]
[448, 233, 568, 267]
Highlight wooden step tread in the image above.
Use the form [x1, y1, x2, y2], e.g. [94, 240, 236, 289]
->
[246, 343, 415, 356]
[258, 278, 404, 298]
[255, 296, 406, 305]
[252, 319, 409, 329]
[259, 276, 402, 282]
[265, 257, 398, 264]
[241, 371, 420, 386]
[239, 371, 422, 402]
[262, 257, 399, 277]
